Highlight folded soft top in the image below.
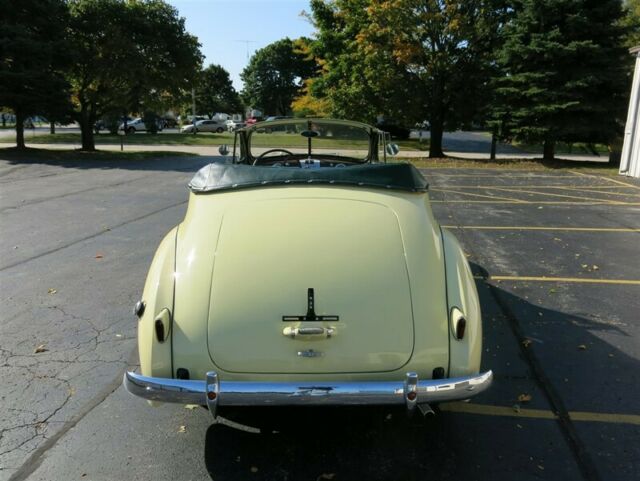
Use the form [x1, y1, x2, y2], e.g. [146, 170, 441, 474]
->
[188, 162, 428, 193]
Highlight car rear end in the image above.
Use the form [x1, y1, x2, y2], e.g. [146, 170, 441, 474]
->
[126, 169, 490, 417]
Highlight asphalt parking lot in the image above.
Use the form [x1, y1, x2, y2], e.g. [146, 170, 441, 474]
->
[0, 154, 638, 481]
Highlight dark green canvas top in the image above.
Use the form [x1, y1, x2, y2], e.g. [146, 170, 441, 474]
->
[188, 162, 428, 193]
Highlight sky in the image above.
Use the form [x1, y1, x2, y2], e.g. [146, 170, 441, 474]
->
[167, 0, 315, 91]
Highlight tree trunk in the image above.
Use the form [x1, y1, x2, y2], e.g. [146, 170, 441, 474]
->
[79, 105, 96, 151]
[490, 127, 498, 160]
[50, 121, 55, 134]
[543, 138, 555, 161]
[15, 110, 26, 150]
[429, 118, 445, 158]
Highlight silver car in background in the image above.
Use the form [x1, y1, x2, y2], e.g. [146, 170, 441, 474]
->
[180, 119, 226, 134]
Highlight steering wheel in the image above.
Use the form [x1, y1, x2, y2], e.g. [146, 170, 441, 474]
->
[253, 149, 294, 165]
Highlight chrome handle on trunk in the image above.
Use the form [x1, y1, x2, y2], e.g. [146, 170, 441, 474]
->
[283, 326, 335, 339]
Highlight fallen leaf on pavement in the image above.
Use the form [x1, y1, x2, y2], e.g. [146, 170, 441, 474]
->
[592, 265, 599, 270]
[522, 339, 532, 348]
[578, 344, 587, 351]
[34, 344, 48, 354]
[95, 253, 104, 259]
[177, 425, 186, 433]
[47, 288, 57, 295]
[185, 404, 199, 410]
[317, 474, 336, 480]
[517, 393, 532, 403]
[250, 467, 259, 473]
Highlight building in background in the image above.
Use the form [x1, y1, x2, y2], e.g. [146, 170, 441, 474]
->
[620, 46, 640, 178]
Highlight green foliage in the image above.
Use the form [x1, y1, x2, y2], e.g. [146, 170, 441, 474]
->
[623, 0, 640, 47]
[241, 38, 316, 115]
[307, 0, 505, 157]
[0, 0, 72, 148]
[142, 111, 160, 134]
[67, 0, 203, 150]
[492, 0, 630, 159]
[195, 65, 243, 116]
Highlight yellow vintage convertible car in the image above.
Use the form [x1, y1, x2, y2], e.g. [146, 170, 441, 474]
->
[124, 118, 492, 418]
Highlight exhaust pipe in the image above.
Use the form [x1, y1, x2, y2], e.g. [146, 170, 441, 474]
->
[417, 403, 435, 417]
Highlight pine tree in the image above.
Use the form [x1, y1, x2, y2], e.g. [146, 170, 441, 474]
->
[493, 0, 630, 160]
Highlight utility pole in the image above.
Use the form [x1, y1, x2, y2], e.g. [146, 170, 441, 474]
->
[236, 40, 257, 60]
[191, 88, 196, 116]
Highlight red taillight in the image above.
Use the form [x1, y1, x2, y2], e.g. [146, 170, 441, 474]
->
[207, 391, 217, 401]
[407, 391, 417, 401]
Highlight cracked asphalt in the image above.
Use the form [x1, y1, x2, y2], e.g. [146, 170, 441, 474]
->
[0, 152, 638, 481]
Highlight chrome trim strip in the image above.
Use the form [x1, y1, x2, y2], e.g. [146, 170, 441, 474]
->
[124, 370, 492, 414]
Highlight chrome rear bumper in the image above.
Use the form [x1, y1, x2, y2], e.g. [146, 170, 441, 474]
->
[124, 370, 492, 419]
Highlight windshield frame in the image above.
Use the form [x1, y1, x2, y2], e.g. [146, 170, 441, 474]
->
[232, 118, 383, 165]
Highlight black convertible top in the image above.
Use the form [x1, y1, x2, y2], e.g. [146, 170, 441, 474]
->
[188, 162, 428, 193]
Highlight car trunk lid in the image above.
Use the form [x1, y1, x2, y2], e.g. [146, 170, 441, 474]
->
[207, 198, 415, 374]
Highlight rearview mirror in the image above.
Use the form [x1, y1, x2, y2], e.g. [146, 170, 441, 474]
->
[218, 144, 230, 156]
[385, 143, 400, 156]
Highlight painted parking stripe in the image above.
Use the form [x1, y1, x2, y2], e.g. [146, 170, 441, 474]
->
[437, 185, 640, 197]
[479, 186, 629, 204]
[570, 170, 640, 190]
[441, 402, 640, 425]
[431, 200, 640, 205]
[443, 226, 640, 232]
[488, 276, 640, 285]
[434, 185, 638, 189]
[431, 188, 526, 203]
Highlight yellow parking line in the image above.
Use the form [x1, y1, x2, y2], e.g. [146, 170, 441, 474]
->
[430, 200, 640, 205]
[443, 226, 640, 232]
[430, 188, 526, 203]
[441, 402, 640, 425]
[437, 185, 637, 189]
[485, 186, 627, 204]
[569, 411, 640, 425]
[570, 170, 640, 190]
[489, 276, 640, 285]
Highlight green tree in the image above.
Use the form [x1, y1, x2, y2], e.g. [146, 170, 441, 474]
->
[0, 0, 71, 149]
[195, 64, 243, 116]
[493, 0, 630, 160]
[67, 0, 202, 150]
[307, 0, 504, 158]
[241, 38, 316, 115]
[623, 0, 640, 47]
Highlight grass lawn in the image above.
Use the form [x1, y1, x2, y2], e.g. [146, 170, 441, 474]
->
[0, 147, 195, 162]
[1, 131, 430, 151]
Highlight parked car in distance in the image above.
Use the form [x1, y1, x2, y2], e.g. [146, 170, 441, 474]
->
[226, 119, 246, 132]
[118, 117, 163, 134]
[244, 116, 263, 127]
[180, 119, 227, 134]
[124, 118, 492, 423]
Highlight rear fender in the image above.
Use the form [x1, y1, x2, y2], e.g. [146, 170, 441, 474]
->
[138, 227, 177, 379]
[441, 228, 482, 377]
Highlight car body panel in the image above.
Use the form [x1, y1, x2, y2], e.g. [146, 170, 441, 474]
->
[442, 228, 483, 376]
[169, 186, 451, 382]
[207, 197, 415, 373]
